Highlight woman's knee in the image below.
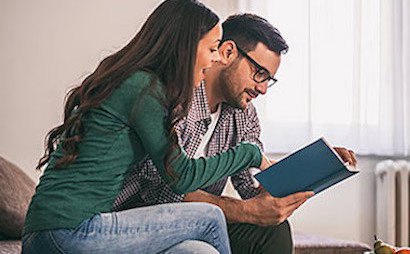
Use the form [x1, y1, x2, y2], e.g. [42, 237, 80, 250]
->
[194, 202, 226, 227]
[163, 240, 219, 254]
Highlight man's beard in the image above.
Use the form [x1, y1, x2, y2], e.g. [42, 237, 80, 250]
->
[218, 62, 247, 110]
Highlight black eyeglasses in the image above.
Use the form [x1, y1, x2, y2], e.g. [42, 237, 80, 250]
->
[236, 46, 277, 88]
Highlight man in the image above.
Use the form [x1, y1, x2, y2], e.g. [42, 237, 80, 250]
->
[113, 13, 356, 254]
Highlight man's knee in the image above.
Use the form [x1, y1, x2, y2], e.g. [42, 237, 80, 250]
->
[253, 220, 293, 253]
[228, 220, 293, 254]
[273, 220, 293, 249]
[275, 220, 292, 239]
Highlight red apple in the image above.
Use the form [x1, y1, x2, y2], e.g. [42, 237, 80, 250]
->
[394, 248, 410, 254]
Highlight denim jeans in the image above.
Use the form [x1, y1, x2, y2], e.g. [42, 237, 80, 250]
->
[162, 240, 219, 253]
[22, 202, 230, 254]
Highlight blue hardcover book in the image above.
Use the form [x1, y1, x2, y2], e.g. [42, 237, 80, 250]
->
[254, 137, 359, 198]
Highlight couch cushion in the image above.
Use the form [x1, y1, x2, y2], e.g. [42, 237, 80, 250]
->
[0, 156, 35, 238]
[0, 240, 21, 254]
[294, 232, 372, 254]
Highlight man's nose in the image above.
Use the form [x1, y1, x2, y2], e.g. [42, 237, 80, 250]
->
[255, 82, 268, 95]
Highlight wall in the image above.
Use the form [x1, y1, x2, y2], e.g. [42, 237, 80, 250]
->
[0, 0, 237, 181]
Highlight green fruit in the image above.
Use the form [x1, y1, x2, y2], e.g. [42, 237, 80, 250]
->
[374, 239, 383, 249]
[375, 245, 395, 254]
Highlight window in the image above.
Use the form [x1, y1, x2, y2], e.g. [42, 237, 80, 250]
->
[239, 0, 410, 156]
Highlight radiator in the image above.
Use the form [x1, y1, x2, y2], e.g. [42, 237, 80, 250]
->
[375, 160, 410, 247]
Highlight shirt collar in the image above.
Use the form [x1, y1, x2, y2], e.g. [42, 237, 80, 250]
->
[187, 81, 244, 123]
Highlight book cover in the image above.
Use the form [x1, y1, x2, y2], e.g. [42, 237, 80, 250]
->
[254, 137, 359, 198]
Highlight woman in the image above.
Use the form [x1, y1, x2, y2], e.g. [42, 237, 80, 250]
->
[22, 0, 265, 253]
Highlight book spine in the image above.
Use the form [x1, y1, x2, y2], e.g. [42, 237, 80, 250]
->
[307, 169, 356, 195]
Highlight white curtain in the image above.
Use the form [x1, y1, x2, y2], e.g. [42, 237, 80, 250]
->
[238, 0, 410, 156]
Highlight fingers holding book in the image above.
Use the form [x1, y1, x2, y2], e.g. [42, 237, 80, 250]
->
[246, 189, 314, 226]
[283, 191, 315, 205]
[259, 154, 274, 171]
[333, 147, 357, 167]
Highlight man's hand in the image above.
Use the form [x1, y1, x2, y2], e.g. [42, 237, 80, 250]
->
[333, 147, 357, 166]
[184, 189, 314, 226]
[243, 189, 314, 226]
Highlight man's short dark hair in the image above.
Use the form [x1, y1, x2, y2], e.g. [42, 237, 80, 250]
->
[221, 13, 289, 55]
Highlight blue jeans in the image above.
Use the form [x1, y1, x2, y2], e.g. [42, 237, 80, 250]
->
[162, 240, 218, 253]
[22, 202, 230, 254]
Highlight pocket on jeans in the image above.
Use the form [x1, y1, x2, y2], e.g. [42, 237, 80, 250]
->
[22, 232, 39, 247]
[72, 216, 97, 237]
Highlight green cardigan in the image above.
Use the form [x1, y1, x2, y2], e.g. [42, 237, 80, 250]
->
[24, 71, 261, 234]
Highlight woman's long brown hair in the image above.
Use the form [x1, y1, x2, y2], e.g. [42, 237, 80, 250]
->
[37, 0, 219, 180]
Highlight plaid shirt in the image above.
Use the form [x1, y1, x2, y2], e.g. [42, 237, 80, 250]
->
[112, 83, 263, 211]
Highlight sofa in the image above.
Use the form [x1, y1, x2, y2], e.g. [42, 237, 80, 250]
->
[0, 156, 35, 254]
[0, 156, 371, 253]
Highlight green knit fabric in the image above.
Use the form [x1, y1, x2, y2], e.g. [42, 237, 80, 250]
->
[24, 71, 261, 234]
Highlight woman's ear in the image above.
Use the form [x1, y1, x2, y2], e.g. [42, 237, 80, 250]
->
[218, 40, 237, 65]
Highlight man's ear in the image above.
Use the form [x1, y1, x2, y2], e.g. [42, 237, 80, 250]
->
[218, 40, 237, 65]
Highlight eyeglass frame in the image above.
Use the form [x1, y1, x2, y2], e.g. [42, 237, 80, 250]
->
[236, 45, 278, 88]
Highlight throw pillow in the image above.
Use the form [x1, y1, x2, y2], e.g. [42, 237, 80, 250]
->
[0, 156, 35, 238]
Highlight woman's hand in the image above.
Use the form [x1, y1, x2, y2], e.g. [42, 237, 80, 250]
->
[260, 154, 274, 171]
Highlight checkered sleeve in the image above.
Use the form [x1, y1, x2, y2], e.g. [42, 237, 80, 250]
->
[241, 103, 264, 151]
[231, 103, 263, 199]
[135, 158, 185, 205]
[112, 157, 184, 212]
